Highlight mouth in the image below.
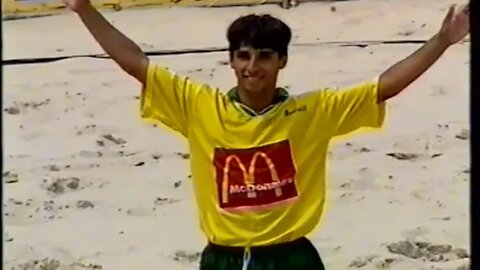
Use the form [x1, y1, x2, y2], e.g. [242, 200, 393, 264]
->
[244, 75, 263, 81]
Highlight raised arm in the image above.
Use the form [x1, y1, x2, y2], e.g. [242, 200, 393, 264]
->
[377, 4, 469, 102]
[64, 0, 148, 84]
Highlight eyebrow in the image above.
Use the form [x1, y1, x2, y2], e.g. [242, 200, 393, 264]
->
[237, 48, 275, 53]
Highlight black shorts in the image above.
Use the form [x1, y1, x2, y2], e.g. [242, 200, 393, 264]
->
[200, 237, 326, 270]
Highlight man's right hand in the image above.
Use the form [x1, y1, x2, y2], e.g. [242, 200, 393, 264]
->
[63, 0, 92, 13]
[64, 0, 148, 84]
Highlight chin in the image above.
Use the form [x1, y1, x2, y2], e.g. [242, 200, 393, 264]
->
[243, 82, 265, 91]
[244, 86, 266, 95]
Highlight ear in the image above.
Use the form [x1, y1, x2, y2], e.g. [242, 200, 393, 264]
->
[229, 53, 235, 69]
[279, 55, 288, 69]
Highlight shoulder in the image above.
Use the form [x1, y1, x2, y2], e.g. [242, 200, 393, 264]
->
[289, 87, 336, 104]
[294, 77, 380, 103]
[147, 63, 219, 93]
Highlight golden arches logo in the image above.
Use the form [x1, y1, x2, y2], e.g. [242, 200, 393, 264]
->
[221, 152, 283, 204]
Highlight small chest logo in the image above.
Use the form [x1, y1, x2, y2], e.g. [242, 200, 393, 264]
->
[213, 140, 298, 210]
[284, 105, 307, 116]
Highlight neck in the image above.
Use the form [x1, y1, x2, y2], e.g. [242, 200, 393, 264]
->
[237, 87, 277, 113]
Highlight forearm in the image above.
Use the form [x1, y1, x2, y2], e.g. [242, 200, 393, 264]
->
[378, 34, 450, 102]
[77, 4, 148, 82]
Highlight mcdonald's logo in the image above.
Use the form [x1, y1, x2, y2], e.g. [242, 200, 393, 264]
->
[214, 140, 298, 209]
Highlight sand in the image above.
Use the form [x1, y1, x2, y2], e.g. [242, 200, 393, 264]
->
[3, 0, 470, 269]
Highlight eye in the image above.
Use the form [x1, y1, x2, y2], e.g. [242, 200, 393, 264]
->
[236, 51, 251, 60]
[259, 52, 273, 60]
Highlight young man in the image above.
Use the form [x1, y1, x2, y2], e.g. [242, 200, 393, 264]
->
[63, 1, 469, 269]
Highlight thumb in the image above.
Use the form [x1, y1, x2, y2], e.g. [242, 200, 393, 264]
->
[443, 4, 456, 23]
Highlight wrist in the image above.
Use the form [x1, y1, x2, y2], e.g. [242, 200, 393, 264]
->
[434, 32, 452, 49]
[75, 2, 94, 16]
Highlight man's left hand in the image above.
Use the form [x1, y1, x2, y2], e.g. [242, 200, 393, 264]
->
[438, 4, 470, 45]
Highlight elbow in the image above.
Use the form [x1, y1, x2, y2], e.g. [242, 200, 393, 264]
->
[377, 74, 407, 102]
[123, 55, 149, 85]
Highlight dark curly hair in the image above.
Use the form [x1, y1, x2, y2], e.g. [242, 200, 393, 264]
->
[226, 14, 292, 59]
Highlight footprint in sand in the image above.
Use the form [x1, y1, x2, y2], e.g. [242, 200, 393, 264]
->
[4, 245, 79, 270]
[4, 199, 63, 225]
[386, 152, 443, 161]
[338, 179, 353, 189]
[455, 129, 469, 140]
[4, 231, 14, 243]
[153, 197, 182, 207]
[99, 134, 127, 146]
[4, 99, 51, 116]
[349, 255, 403, 269]
[45, 164, 65, 172]
[76, 200, 95, 209]
[373, 257, 403, 269]
[71, 262, 104, 269]
[75, 126, 124, 139]
[175, 152, 190, 159]
[173, 250, 202, 264]
[41, 177, 84, 196]
[349, 255, 379, 268]
[353, 147, 373, 153]
[4, 106, 21, 115]
[75, 124, 98, 136]
[3, 171, 19, 184]
[386, 240, 469, 262]
[55, 162, 101, 171]
[4, 198, 96, 226]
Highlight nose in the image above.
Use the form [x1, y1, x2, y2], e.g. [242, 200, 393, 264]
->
[246, 56, 259, 73]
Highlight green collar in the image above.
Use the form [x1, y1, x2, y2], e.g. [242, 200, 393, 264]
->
[227, 87, 289, 116]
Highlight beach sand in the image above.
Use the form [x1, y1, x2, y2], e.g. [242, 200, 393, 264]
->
[3, 0, 470, 269]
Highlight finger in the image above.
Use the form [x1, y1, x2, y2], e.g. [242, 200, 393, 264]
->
[462, 3, 469, 14]
[444, 4, 456, 21]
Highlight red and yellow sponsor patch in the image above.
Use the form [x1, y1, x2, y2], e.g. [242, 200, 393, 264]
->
[213, 140, 298, 210]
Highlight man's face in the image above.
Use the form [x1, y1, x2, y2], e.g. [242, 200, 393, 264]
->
[230, 46, 287, 95]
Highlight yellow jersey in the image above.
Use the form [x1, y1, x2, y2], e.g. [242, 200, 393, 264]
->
[140, 63, 386, 247]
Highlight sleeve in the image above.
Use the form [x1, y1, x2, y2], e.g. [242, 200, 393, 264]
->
[140, 63, 203, 138]
[317, 77, 386, 137]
